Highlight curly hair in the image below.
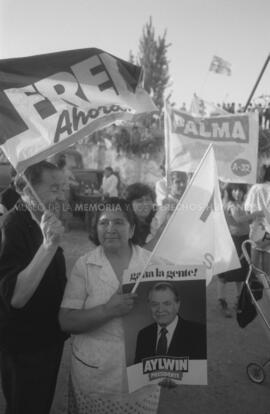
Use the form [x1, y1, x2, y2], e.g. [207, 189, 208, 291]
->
[125, 182, 156, 204]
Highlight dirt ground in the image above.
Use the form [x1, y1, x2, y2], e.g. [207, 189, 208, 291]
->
[1, 225, 269, 414]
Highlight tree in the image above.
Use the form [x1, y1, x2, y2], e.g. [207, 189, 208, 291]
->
[136, 17, 171, 113]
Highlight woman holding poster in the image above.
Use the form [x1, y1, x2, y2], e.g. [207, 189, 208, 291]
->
[59, 198, 160, 414]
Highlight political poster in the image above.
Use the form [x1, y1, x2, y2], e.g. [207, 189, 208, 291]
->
[165, 103, 259, 183]
[123, 264, 207, 392]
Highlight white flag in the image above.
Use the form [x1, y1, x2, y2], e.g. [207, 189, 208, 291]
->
[189, 93, 228, 117]
[149, 145, 240, 285]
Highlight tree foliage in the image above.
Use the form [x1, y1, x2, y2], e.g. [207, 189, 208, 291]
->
[135, 17, 171, 112]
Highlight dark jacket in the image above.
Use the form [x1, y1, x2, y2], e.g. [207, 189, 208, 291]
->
[0, 202, 68, 353]
[135, 316, 207, 363]
[132, 210, 156, 247]
[0, 185, 20, 212]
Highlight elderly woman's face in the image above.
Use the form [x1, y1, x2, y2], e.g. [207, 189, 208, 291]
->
[97, 210, 133, 250]
[132, 194, 154, 220]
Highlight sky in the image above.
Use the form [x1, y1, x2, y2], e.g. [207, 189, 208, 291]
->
[0, 0, 269, 108]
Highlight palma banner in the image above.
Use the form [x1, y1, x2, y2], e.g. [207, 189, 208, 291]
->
[0, 48, 156, 171]
[165, 103, 259, 184]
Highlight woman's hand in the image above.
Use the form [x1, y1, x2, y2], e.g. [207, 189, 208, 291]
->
[105, 292, 137, 317]
[41, 211, 65, 249]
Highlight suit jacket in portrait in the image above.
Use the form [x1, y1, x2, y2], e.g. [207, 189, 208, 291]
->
[134, 316, 207, 364]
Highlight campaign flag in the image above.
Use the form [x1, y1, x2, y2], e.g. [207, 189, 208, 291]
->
[164, 102, 259, 184]
[189, 93, 228, 117]
[148, 145, 240, 284]
[209, 55, 232, 76]
[0, 48, 156, 172]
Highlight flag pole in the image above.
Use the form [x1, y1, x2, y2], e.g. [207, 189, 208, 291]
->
[244, 53, 270, 112]
[21, 173, 47, 215]
[200, 70, 210, 99]
[131, 143, 214, 293]
[164, 98, 171, 198]
[200, 52, 218, 99]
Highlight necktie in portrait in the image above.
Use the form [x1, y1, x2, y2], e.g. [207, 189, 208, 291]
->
[156, 327, 168, 355]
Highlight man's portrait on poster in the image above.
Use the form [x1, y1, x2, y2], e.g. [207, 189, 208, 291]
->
[134, 282, 207, 364]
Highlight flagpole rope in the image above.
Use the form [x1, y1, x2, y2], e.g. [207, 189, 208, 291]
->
[131, 143, 214, 293]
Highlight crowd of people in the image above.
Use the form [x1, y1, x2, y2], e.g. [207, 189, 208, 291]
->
[180, 99, 270, 129]
[78, 98, 270, 165]
[224, 101, 270, 129]
[0, 159, 191, 414]
[0, 153, 270, 414]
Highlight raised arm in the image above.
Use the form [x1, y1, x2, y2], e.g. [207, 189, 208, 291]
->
[228, 204, 264, 225]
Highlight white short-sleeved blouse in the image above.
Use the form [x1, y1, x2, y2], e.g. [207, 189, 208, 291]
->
[61, 244, 152, 394]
